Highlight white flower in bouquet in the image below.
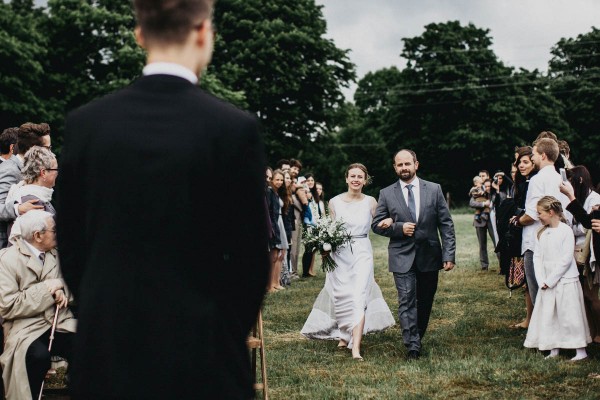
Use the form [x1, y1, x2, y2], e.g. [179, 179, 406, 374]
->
[302, 217, 353, 272]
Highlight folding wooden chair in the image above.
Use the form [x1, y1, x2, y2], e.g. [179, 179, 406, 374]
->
[247, 310, 268, 399]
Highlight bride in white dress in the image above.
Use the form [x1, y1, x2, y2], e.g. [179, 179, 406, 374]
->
[301, 163, 395, 360]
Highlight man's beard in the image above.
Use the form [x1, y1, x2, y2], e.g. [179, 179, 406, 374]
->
[398, 171, 415, 181]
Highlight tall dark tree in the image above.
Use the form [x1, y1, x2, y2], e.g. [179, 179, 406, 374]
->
[379, 21, 567, 198]
[211, 0, 356, 158]
[0, 0, 51, 128]
[40, 0, 145, 140]
[549, 27, 600, 180]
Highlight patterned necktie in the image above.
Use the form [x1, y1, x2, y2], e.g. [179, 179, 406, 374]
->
[406, 184, 417, 222]
[39, 253, 45, 265]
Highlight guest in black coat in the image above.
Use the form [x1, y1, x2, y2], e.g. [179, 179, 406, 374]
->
[55, 1, 270, 399]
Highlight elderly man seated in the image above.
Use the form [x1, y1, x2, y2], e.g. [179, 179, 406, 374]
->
[0, 210, 76, 400]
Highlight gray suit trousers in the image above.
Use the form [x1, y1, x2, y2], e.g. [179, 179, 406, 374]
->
[475, 223, 495, 269]
[393, 266, 439, 352]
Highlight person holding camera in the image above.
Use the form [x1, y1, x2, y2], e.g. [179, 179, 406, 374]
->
[559, 165, 600, 342]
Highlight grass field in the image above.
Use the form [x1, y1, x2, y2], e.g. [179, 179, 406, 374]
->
[260, 212, 600, 399]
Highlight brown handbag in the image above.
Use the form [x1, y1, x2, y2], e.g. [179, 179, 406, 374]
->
[574, 229, 592, 266]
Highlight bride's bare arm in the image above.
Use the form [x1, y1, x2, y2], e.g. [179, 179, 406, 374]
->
[370, 196, 378, 218]
[329, 202, 336, 219]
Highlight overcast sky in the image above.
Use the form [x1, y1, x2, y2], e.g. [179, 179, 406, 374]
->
[315, 0, 600, 98]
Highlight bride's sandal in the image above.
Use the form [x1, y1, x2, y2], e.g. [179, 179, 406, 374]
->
[352, 355, 364, 361]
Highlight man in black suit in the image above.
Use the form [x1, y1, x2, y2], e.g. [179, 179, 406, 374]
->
[56, 1, 270, 398]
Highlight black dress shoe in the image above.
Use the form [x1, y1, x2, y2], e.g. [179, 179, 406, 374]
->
[407, 350, 420, 360]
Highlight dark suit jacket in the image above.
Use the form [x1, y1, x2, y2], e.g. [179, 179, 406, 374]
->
[56, 74, 270, 400]
[372, 178, 455, 273]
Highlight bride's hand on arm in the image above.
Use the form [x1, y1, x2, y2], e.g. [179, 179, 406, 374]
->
[378, 218, 394, 229]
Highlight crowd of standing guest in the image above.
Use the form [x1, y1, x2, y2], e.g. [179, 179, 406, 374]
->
[265, 158, 328, 292]
[471, 130, 600, 361]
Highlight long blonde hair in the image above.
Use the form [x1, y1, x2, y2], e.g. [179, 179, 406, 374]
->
[536, 195, 566, 239]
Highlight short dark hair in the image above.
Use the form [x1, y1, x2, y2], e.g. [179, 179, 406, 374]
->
[17, 123, 50, 156]
[393, 149, 417, 163]
[0, 128, 18, 155]
[275, 159, 290, 169]
[289, 158, 303, 170]
[479, 170, 490, 176]
[133, 0, 214, 46]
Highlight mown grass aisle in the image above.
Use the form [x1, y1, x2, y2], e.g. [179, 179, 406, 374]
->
[261, 212, 600, 399]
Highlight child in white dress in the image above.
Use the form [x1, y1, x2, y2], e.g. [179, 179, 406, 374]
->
[524, 196, 591, 360]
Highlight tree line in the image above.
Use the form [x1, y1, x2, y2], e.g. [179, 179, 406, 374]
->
[1, 0, 599, 202]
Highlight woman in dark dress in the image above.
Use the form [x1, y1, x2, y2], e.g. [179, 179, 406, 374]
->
[507, 146, 537, 328]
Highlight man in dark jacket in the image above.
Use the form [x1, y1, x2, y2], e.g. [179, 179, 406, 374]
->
[56, 1, 270, 398]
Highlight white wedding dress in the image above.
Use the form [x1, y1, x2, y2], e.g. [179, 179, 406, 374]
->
[301, 194, 395, 348]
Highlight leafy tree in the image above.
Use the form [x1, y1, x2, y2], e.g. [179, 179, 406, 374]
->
[549, 27, 600, 179]
[340, 67, 406, 193]
[211, 0, 356, 158]
[377, 21, 567, 199]
[0, 0, 51, 128]
[40, 0, 145, 140]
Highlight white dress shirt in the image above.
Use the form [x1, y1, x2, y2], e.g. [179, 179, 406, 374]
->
[23, 240, 44, 264]
[142, 62, 198, 84]
[400, 176, 420, 222]
[522, 165, 572, 253]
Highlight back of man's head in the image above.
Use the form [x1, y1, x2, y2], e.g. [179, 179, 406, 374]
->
[134, 0, 214, 46]
[533, 138, 559, 163]
[20, 210, 53, 243]
[17, 123, 50, 156]
[0, 128, 18, 155]
[536, 131, 558, 142]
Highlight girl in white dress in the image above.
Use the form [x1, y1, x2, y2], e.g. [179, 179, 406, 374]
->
[301, 164, 395, 361]
[524, 196, 591, 360]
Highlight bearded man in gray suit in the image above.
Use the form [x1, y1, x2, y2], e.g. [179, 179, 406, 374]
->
[372, 149, 455, 360]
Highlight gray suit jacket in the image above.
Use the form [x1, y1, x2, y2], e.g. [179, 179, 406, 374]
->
[0, 156, 21, 221]
[372, 178, 456, 273]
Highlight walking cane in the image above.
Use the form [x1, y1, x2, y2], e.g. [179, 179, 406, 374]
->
[38, 305, 60, 400]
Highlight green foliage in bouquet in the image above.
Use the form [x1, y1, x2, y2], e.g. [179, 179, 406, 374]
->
[302, 217, 353, 272]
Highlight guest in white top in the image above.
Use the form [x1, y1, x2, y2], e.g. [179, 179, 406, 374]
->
[512, 138, 571, 306]
[524, 196, 591, 361]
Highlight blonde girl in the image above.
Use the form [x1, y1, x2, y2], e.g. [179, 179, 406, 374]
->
[524, 196, 591, 360]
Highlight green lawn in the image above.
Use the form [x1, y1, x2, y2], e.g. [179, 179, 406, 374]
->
[260, 212, 600, 399]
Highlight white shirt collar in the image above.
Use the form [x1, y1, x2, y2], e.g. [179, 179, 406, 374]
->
[400, 176, 419, 189]
[142, 62, 198, 84]
[538, 164, 555, 174]
[23, 240, 44, 261]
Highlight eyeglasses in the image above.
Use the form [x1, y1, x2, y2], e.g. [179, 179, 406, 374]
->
[45, 168, 59, 172]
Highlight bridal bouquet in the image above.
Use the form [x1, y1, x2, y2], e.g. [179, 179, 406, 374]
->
[302, 217, 353, 272]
